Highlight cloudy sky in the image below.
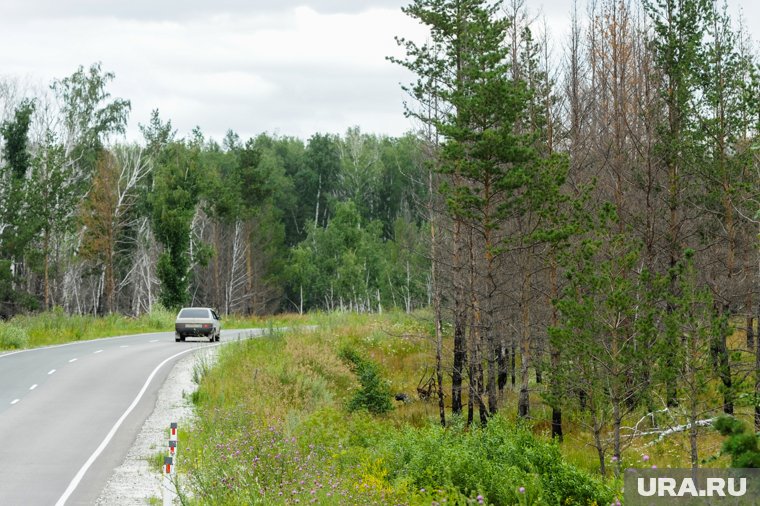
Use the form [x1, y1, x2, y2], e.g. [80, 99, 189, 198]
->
[0, 0, 757, 143]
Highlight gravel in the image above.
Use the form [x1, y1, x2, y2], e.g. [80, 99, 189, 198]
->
[95, 347, 219, 505]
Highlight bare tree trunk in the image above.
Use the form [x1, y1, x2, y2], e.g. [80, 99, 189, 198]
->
[511, 338, 516, 388]
[43, 228, 50, 310]
[246, 222, 254, 315]
[497, 339, 508, 392]
[549, 259, 563, 440]
[518, 269, 532, 418]
[714, 313, 734, 415]
[467, 315, 476, 426]
[452, 220, 467, 415]
[612, 403, 622, 478]
[747, 315, 754, 350]
[429, 169, 446, 427]
[592, 411, 606, 477]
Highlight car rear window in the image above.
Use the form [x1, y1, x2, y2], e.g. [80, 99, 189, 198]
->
[179, 308, 210, 318]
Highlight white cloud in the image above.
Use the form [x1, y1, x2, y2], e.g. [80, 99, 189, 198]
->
[2, 0, 758, 143]
[0, 3, 427, 141]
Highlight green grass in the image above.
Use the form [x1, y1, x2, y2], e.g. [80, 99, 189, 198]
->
[178, 312, 614, 505]
[0, 306, 312, 351]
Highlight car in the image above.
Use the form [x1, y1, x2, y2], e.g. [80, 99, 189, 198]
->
[175, 307, 221, 342]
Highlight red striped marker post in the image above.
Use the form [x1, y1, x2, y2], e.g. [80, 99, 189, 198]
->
[170, 422, 177, 441]
[169, 439, 177, 456]
[163, 456, 174, 506]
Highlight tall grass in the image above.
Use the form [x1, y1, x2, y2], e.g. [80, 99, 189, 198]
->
[0, 306, 311, 351]
[179, 313, 614, 505]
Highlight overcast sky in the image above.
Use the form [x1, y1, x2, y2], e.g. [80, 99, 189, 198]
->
[0, 0, 757, 143]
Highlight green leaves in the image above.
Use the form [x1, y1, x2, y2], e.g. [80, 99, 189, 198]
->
[150, 142, 202, 309]
[339, 346, 394, 415]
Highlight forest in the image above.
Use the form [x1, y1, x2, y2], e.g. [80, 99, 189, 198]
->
[1, 0, 760, 477]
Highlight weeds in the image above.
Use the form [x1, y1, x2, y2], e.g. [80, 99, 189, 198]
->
[0, 324, 29, 349]
[178, 312, 613, 505]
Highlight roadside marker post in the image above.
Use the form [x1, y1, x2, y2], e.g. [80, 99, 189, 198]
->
[163, 456, 174, 506]
[164, 422, 178, 505]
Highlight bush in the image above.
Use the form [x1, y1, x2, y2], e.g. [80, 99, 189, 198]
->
[0, 324, 29, 349]
[339, 346, 393, 415]
[379, 416, 615, 505]
[714, 415, 760, 468]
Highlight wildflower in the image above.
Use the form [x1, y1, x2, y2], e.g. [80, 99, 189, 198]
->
[642, 454, 650, 462]
[519, 487, 525, 494]
[651, 465, 657, 469]
[611, 455, 618, 463]
[477, 494, 485, 504]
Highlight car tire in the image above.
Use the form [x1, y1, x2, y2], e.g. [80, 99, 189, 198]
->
[175, 333, 181, 343]
[215, 332, 220, 342]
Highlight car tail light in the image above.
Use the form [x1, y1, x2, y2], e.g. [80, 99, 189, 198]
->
[203, 323, 211, 328]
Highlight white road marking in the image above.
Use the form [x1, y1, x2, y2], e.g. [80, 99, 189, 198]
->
[149, 340, 158, 343]
[0, 331, 173, 360]
[10, 399, 19, 405]
[68, 358, 77, 363]
[120, 345, 128, 348]
[94, 350, 103, 354]
[48, 369, 56, 375]
[29, 384, 37, 391]
[54, 343, 222, 506]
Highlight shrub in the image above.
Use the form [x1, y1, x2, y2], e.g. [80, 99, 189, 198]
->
[379, 416, 615, 505]
[339, 346, 393, 415]
[0, 324, 29, 349]
[714, 415, 760, 468]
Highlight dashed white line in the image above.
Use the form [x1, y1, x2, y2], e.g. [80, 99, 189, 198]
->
[29, 384, 37, 391]
[149, 340, 158, 343]
[48, 369, 56, 375]
[10, 399, 19, 405]
[69, 358, 78, 363]
[120, 345, 128, 348]
[94, 350, 103, 354]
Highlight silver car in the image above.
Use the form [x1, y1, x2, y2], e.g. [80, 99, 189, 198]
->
[175, 307, 221, 342]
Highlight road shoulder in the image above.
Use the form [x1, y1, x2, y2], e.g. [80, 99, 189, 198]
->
[95, 347, 218, 505]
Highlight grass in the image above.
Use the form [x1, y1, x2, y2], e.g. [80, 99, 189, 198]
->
[177, 312, 614, 505]
[0, 306, 311, 351]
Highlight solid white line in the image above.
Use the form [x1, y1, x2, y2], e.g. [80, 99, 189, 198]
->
[54, 343, 221, 506]
[30, 384, 37, 391]
[94, 350, 103, 354]
[68, 358, 77, 363]
[48, 369, 56, 375]
[10, 399, 19, 405]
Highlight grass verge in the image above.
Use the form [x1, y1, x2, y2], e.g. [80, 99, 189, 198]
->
[178, 312, 615, 505]
[0, 306, 310, 351]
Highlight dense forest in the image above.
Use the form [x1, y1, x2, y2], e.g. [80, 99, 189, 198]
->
[0, 67, 431, 317]
[2, 0, 760, 474]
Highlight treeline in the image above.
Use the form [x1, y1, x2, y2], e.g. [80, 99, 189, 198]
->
[0, 68, 430, 317]
[395, 0, 760, 473]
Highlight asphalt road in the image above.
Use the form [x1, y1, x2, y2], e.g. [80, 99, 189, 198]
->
[0, 327, 263, 505]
